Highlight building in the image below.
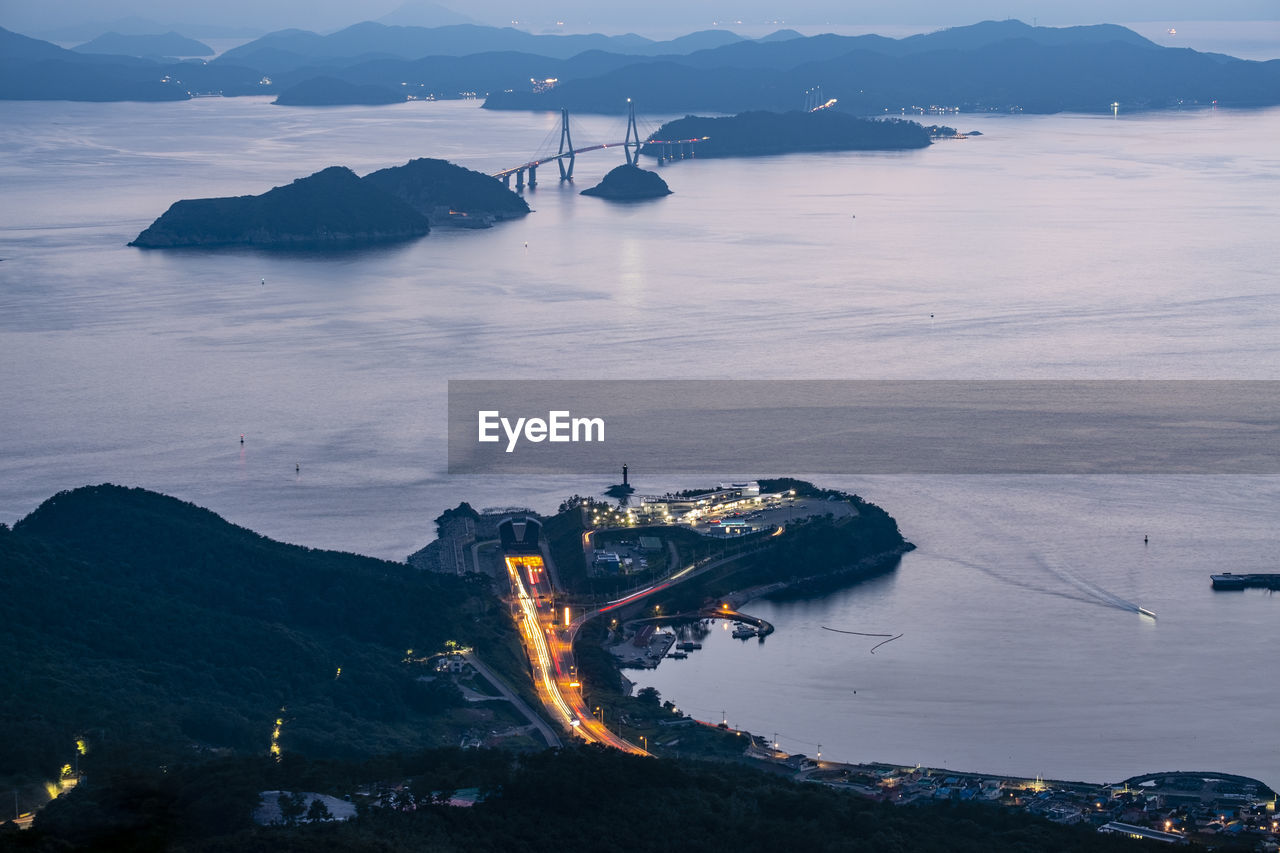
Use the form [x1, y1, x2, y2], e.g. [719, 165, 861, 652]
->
[593, 552, 622, 573]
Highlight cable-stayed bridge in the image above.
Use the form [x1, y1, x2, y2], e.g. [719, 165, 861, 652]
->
[491, 101, 707, 190]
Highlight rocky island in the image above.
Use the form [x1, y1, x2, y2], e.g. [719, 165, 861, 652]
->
[580, 164, 672, 200]
[365, 157, 530, 227]
[129, 166, 430, 249]
[642, 110, 931, 159]
[130, 158, 530, 249]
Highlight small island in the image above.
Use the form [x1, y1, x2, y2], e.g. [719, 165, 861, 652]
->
[642, 110, 931, 159]
[580, 164, 672, 200]
[365, 157, 530, 227]
[129, 166, 430, 249]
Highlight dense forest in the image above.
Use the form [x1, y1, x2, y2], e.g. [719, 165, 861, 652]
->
[2, 746, 1162, 852]
[0, 485, 526, 785]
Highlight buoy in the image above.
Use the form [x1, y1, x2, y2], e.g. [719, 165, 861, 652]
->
[261, 278, 265, 286]
[240, 434, 244, 444]
[296, 462, 300, 473]
[1144, 534, 1148, 545]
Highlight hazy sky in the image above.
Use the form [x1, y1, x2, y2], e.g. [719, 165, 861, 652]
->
[2, 0, 1277, 37]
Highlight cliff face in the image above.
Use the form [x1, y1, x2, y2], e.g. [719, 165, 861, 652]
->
[580, 164, 671, 200]
[129, 166, 430, 248]
[363, 157, 529, 227]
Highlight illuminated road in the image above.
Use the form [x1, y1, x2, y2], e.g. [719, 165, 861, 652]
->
[504, 555, 647, 755]
[506, 530, 787, 756]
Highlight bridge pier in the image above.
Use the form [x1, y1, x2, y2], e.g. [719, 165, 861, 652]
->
[515, 169, 524, 190]
[501, 173, 511, 188]
[558, 107, 575, 181]
[528, 164, 537, 188]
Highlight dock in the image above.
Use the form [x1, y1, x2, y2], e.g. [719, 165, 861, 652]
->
[1211, 572, 1280, 590]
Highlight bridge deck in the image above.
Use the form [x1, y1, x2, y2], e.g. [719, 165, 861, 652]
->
[491, 142, 626, 178]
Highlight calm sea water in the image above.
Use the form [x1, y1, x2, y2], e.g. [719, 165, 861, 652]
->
[1, 98, 1277, 783]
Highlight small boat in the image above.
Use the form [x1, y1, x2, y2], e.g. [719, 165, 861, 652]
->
[732, 624, 757, 639]
[1211, 573, 1247, 590]
[1137, 607, 1157, 620]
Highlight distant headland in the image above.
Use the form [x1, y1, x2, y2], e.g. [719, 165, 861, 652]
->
[642, 111, 931, 159]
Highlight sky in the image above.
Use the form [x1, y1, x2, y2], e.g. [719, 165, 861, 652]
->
[2, 0, 1277, 38]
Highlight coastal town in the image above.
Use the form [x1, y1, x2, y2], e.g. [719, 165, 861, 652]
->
[410, 476, 1277, 850]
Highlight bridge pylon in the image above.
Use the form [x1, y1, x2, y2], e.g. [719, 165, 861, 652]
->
[558, 108, 575, 180]
[623, 98, 642, 166]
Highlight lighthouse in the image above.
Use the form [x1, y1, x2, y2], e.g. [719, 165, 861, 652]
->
[622, 463, 629, 487]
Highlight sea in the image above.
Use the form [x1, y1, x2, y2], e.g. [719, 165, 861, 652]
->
[1, 96, 1277, 785]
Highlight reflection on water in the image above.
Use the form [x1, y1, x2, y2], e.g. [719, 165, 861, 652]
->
[1, 99, 1278, 782]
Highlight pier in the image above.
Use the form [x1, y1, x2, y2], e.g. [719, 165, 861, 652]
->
[1210, 572, 1280, 590]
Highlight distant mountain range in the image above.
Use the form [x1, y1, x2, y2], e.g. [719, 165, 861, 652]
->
[73, 31, 213, 58]
[214, 22, 748, 72]
[2, 19, 1278, 113]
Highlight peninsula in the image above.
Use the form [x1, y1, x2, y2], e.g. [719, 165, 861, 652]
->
[7, 483, 1274, 851]
[273, 76, 403, 106]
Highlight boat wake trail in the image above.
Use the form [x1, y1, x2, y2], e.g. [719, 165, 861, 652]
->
[912, 484, 1141, 615]
[1039, 554, 1140, 614]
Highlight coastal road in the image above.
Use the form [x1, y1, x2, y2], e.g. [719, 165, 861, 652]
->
[505, 525, 792, 757]
[503, 555, 647, 755]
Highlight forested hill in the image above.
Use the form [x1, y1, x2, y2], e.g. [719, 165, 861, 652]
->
[642, 111, 931, 158]
[0, 485, 522, 782]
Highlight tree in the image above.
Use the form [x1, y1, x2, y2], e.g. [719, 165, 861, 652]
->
[636, 686, 661, 707]
[305, 797, 332, 823]
[277, 791, 306, 826]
